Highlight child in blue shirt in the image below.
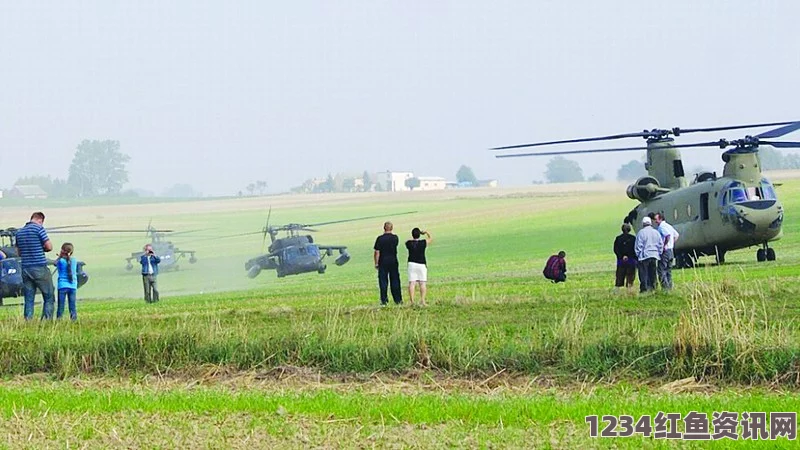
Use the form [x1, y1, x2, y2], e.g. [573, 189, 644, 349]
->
[55, 243, 79, 320]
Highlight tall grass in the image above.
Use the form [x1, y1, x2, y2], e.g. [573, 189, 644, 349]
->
[0, 277, 797, 385]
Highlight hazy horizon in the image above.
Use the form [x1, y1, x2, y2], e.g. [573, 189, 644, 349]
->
[3, 1, 799, 196]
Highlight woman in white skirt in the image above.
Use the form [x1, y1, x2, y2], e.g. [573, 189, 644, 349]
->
[405, 227, 432, 306]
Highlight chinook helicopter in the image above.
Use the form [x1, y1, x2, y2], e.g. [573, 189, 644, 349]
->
[239, 210, 415, 279]
[493, 121, 800, 267]
[0, 226, 89, 306]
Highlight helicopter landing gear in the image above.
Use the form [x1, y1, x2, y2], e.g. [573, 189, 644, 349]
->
[189, 253, 197, 264]
[757, 243, 775, 262]
[317, 264, 327, 274]
[714, 247, 726, 265]
[125, 263, 133, 271]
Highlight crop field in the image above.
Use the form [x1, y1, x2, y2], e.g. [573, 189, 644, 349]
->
[1, 177, 800, 448]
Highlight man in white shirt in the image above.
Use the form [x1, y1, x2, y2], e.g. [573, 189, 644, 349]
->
[653, 213, 680, 291]
[635, 216, 663, 293]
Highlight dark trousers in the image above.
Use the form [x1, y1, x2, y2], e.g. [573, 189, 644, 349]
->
[377, 262, 402, 305]
[658, 249, 674, 290]
[57, 288, 78, 321]
[638, 258, 658, 293]
[615, 264, 636, 287]
[143, 274, 159, 303]
[22, 266, 55, 320]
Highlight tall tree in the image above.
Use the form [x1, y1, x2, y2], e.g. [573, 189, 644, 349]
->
[456, 165, 478, 185]
[545, 157, 584, 183]
[67, 140, 130, 196]
[405, 177, 421, 190]
[616, 160, 647, 181]
[362, 170, 372, 191]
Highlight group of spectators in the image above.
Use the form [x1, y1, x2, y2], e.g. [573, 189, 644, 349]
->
[614, 212, 679, 294]
[544, 212, 680, 294]
[9, 211, 165, 321]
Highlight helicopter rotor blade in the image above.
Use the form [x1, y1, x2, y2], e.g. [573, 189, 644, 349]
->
[494, 141, 725, 158]
[761, 141, 800, 149]
[490, 132, 651, 151]
[679, 121, 800, 135]
[491, 121, 800, 151]
[48, 224, 95, 231]
[302, 211, 417, 228]
[49, 229, 174, 234]
[756, 122, 800, 139]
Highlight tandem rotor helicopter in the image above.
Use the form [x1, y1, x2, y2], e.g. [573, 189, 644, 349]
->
[493, 120, 800, 267]
[233, 209, 415, 279]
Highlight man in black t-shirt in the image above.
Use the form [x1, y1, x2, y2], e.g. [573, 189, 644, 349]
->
[406, 227, 432, 306]
[374, 221, 402, 305]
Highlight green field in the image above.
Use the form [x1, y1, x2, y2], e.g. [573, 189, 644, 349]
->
[1, 181, 799, 448]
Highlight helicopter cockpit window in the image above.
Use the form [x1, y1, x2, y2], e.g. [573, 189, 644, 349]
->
[729, 188, 747, 203]
[760, 179, 777, 200]
[306, 246, 320, 256]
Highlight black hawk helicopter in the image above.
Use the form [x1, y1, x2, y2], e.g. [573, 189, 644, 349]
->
[493, 120, 800, 267]
[239, 210, 416, 279]
[121, 223, 198, 272]
[0, 226, 90, 306]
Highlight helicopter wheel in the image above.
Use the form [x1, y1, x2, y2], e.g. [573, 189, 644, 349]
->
[756, 249, 767, 262]
[125, 263, 133, 271]
[766, 248, 776, 261]
[189, 256, 197, 264]
[317, 265, 326, 274]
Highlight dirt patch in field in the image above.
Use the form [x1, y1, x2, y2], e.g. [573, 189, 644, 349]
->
[5, 367, 728, 397]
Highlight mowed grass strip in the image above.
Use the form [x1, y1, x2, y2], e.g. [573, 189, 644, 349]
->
[0, 381, 797, 449]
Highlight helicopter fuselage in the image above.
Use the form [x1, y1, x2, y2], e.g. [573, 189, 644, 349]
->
[628, 174, 782, 261]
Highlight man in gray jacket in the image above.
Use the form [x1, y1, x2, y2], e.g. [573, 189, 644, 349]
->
[634, 216, 663, 294]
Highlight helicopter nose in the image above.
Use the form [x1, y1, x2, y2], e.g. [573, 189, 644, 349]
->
[733, 201, 782, 235]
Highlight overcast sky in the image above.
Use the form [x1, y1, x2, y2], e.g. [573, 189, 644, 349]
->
[2, 1, 799, 196]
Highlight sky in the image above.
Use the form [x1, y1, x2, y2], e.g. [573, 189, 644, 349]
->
[2, 1, 799, 196]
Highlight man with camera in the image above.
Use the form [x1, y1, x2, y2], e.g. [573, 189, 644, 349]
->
[139, 244, 161, 303]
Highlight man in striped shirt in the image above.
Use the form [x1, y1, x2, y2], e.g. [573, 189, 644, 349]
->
[15, 211, 55, 320]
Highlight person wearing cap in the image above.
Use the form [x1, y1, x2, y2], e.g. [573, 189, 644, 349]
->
[634, 216, 662, 294]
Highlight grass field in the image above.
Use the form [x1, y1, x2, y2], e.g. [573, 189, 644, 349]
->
[1, 178, 799, 448]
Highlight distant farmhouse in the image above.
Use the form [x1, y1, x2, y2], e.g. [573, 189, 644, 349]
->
[376, 171, 493, 192]
[416, 176, 447, 191]
[376, 171, 414, 192]
[8, 185, 48, 199]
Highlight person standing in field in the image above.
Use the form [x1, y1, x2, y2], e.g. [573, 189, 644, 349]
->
[405, 227, 432, 306]
[139, 244, 161, 303]
[634, 216, 662, 293]
[15, 211, 55, 320]
[374, 221, 402, 306]
[543, 251, 567, 283]
[54, 242, 80, 321]
[654, 212, 679, 291]
[613, 223, 637, 292]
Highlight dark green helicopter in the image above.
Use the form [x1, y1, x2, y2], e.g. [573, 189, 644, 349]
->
[0, 225, 90, 306]
[237, 210, 415, 279]
[493, 120, 800, 267]
[122, 223, 198, 272]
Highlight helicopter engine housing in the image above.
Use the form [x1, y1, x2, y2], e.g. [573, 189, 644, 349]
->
[626, 176, 662, 202]
[334, 250, 351, 266]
